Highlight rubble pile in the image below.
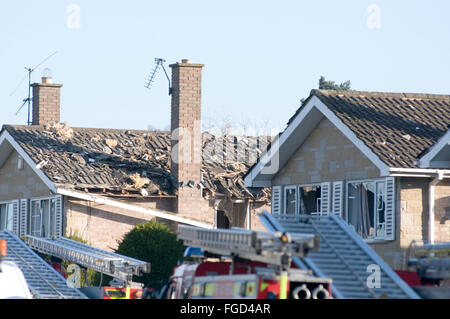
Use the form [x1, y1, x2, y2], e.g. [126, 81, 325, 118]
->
[43, 122, 74, 141]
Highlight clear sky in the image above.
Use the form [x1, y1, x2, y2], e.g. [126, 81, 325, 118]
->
[1, 1, 449, 133]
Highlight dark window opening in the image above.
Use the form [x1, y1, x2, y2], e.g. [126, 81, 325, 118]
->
[216, 210, 230, 229]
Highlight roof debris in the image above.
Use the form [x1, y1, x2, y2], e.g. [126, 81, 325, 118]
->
[129, 172, 150, 189]
[44, 122, 74, 141]
[3, 125, 271, 202]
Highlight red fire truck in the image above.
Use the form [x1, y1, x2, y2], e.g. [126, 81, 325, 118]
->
[161, 226, 332, 299]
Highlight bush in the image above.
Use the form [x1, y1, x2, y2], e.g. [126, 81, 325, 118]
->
[115, 220, 185, 289]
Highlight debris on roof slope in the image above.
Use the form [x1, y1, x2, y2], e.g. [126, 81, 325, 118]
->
[3, 125, 271, 202]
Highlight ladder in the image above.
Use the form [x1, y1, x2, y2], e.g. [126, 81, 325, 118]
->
[0, 231, 87, 299]
[24, 235, 150, 282]
[259, 212, 421, 299]
[177, 225, 320, 267]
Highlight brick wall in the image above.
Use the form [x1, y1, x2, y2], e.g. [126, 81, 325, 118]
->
[31, 79, 62, 125]
[64, 197, 175, 251]
[64, 197, 270, 251]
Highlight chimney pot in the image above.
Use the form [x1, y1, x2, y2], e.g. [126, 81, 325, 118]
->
[181, 59, 192, 64]
[41, 76, 53, 84]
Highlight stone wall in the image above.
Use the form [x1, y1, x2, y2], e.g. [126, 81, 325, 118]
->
[273, 117, 379, 188]
[0, 149, 51, 201]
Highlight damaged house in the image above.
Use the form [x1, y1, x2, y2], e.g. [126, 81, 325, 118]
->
[245, 89, 450, 270]
[0, 60, 270, 250]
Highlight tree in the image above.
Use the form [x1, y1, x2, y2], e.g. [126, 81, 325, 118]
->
[114, 220, 185, 289]
[318, 76, 351, 91]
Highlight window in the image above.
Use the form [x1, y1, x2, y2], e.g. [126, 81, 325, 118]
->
[346, 179, 388, 240]
[30, 200, 42, 236]
[0, 202, 15, 231]
[284, 186, 297, 215]
[29, 197, 58, 237]
[298, 185, 321, 215]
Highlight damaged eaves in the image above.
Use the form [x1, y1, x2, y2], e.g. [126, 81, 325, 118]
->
[3, 124, 271, 202]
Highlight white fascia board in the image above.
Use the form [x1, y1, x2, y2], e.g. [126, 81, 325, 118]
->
[419, 129, 450, 168]
[0, 130, 57, 193]
[245, 99, 318, 187]
[245, 95, 391, 186]
[389, 167, 450, 178]
[56, 188, 213, 229]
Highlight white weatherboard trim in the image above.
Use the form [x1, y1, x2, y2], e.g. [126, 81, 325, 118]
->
[389, 168, 450, 175]
[419, 129, 450, 168]
[245, 95, 391, 187]
[56, 188, 213, 229]
[0, 130, 57, 193]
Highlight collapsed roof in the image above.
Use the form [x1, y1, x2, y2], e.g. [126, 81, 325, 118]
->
[2, 124, 271, 201]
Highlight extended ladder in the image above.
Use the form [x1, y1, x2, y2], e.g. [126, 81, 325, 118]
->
[24, 235, 150, 282]
[0, 231, 87, 299]
[259, 211, 421, 299]
[177, 225, 320, 267]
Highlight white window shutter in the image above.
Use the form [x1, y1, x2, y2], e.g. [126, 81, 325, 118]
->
[332, 181, 344, 218]
[385, 177, 395, 240]
[320, 182, 331, 215]
[54, 195, 63, 237]
[19, 199, 28, 237]
[12, 200, 20, 235]
[271, 186, 282, 214]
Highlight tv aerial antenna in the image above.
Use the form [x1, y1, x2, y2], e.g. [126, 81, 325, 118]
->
[145, 58, 172, 95]
[10, 51, 58, 125]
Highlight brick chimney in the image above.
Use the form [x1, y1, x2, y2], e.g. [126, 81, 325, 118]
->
[170, 59, 204, 215]
[31, 76, 62, 125]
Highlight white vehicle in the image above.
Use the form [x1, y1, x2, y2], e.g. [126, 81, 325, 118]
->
[0, 240, 32, 299]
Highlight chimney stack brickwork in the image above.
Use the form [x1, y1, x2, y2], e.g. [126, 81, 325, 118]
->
[170, 61, 212, 221]
[31, 79, 62, 125]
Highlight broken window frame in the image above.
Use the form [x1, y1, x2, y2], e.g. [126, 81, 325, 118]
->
[345, 178, 387, 241]
[297, 184, 322, 215]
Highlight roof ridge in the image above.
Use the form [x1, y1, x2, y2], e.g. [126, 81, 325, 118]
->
[2, 124, 272, 139]
[311, 89, 450, 100]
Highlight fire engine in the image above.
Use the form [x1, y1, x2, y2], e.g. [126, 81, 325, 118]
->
[161, 225, 332, 299]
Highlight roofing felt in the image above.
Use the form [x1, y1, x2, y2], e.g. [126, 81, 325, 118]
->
[2, 123, 271, 201]
[292, 89, 450, 168]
